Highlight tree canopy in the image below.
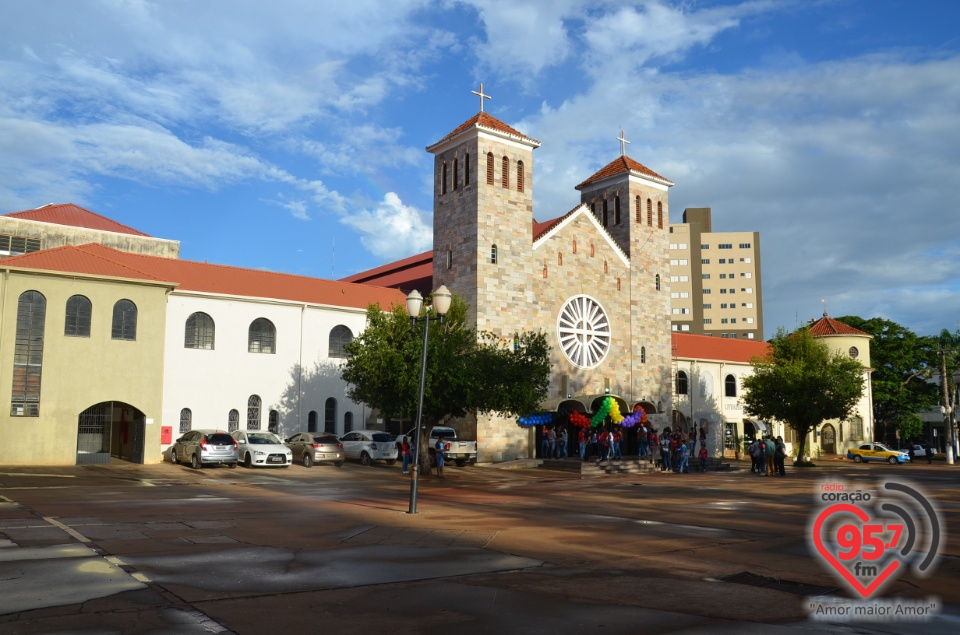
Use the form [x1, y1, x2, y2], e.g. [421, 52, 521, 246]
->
[341, 294, 551, 429]
[741, 327, 865, 461]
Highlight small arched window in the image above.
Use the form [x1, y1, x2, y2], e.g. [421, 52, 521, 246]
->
[614, 195, 621, 225]
[590, 243, 595, 257]
[248, 318, 276, 354]
[558, 253, 563, 266]
[491, 244, 498, 264]
[344, 411, 354, 434]
[65, 295, 92, 337]
[464, 153, 471, 185]
[658, 201, 663, 228]
[247, 395, 261, 430]
[453, 158, 459, 191]
[602, 199, 608, 226]
[486, 152, 494, 184]
[501, 156, 510, 189]
[677, 370, 688, 395]
[604, 260, 608, 274]
[441, 162, 448, 195]
[185, 312, 215, 349]
[111, 299, 137, 340]
[179, 408, 192, 434]
[308, 410, 318, 433]
[647, 199, 653, 227]
[617, 277, 621, 291]
[228, 409, 239, 432]
[446, 249, 452, 269]
[324, 398, 337, 434]
[329, 325, 354, 359]
[655, 274, 661, 291]
[572, 239, 577, 254]
[516, 160, 524, 192]
[635, 195, 641, 223]
[725, 374, 737, 397]
[640, 346, 646, 363]
[268, 409, 279, 433]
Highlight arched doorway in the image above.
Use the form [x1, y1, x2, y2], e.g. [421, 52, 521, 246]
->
[821, 424, 837, 455]
[76, 401, 145, 465]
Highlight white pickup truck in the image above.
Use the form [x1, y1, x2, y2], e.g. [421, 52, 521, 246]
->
[397, 425, 478, 467]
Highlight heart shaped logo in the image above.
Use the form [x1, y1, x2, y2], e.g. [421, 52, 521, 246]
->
[812, 503, 901, 599]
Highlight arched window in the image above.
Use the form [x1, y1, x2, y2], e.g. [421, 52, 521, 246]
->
[308, 410, 318, 433]
[12, 291, 45, 417]
[501, 156, 510, 189]
[635, 195, 641, 223]
[677, 370, 688, 395]
[658, 201, 663, 228]
[464, 153, 471, 185]
[111, 299, 137, 340]
[614, 195, 621, 225]
[324, 398, 337, 434]
[604, 260, 608, 274]
[441, 162, 447, 195]
[228, 409, 239, 432]
[558, 253, 563, 266]
[329, 325, 354, 359]
[655, 274, 661, 291]
[640, 346, 646, 363]
[179, 408, 192, 434]
[602, 199, 608, 226]
[572, 239, 577, 254]
[725, 374, 737, 397]
[446, 249, 452, 269]
[64, 295, 92, 337]
[647, 199, 653, 227]
[268, 409, 279, 433]
[590, 243, 595, 257]
[185, 312, 215, 349]
[491, 244, 498, 264]
[617, 277, 621, 291]
[248, 318, 276, 354]
[453, 158, 459, 190]
[344, 411, 354, 434]
[247, 395, 261, 430]
[516, 160, 524, 192]
[486, 152, 494, 184]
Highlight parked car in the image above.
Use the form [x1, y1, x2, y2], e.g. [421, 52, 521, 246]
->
[846, 443, 910, 464]
[170, 429, 239, 469]
[395, 425, 478, 467]
[231, 430, 292, 468]
[910, 444, 940, 459]
[340, 430, 398, 466]
[285, 432, 345, 467]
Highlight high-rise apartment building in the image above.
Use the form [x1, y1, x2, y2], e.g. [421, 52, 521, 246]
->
[668, 207, 763, 340]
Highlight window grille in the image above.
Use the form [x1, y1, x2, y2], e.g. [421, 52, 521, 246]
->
[65, 295, 92, 337]
[676, 370, 688, 395]
[228, 409, 239, 432]
[324, 398, 337, 434]
[185, 312, 215, 349]
[329, 325, 354, 358]
[248, 318, 276, 353]
[247, 395, 261, 430]
[11, 290, 45, 416]
[180, 408, 192, 433]
[111, 300, 137, 340]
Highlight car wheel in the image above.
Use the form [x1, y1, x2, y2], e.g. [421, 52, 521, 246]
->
[386, 459, 397, 465]
[360, 452, 372, 466]
[888, 456, 898, 465]
[191, 454, 201, 469]
[303, 454, 313, 468]
[170, 450, 178, 465]
[455, 459, 466, 467]
[853, 455, 862, 463]
[244, 453, 253, 468]
[334, 461, 343, 467]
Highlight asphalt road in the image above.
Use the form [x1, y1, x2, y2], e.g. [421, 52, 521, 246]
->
[1, 458, 958, 634]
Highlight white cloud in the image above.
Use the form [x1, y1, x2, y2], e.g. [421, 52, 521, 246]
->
[340, 192, 432, 259]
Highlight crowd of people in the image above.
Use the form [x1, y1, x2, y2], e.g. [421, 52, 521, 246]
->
[746, 435, 787, 476]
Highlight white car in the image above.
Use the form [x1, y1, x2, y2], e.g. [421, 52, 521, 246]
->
[231, 430, 292, 468]
[340, 430, 398, 466]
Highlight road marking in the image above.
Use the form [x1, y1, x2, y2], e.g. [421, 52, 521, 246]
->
[42, 516, 91, 543]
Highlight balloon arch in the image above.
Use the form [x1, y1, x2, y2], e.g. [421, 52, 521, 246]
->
[517, 395, 653, 429]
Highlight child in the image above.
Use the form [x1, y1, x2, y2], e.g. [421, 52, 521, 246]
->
[698, 445, 708, 472]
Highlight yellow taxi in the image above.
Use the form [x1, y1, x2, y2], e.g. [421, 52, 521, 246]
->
[846, 442, 910, 464]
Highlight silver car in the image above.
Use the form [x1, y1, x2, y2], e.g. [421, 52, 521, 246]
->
[285, 432, 345, 467]
[231, 430, 292, 468]
[170, 429, 239, 469]
[340, 429, 398, 466]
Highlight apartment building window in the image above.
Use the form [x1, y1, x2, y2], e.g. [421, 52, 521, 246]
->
[741, 272, 753, 278]
[703, 289, 711, 294]
[670, 244, 678, 249]
[701, 244, 709, 249]
[670, 260, 679, 266]
[671, 292, 680, 298]
[720, 303, 727, 309]
[720, 289, 727, 294]
[731, 318, 737, 324]
[672, 308, 681, 315]
[704, 318, 712, 324]
[721, 318, 728, 324]
[679, 260, 688, 265]
[718, 244, 732, 249]
[719, 273, 727, 279]
[741, 257, 752, 263]
[746, 318, 754, 324]
[703, 304, 711, 309]
[739, 243, 751, 248]
[718, 258, 726, 264]
[701, 259, 710, 264]
[681, 325, 690, 331]
[747, 333, 755, 339]
[702, 274, 710, 279]
[679, 292, 688, 298]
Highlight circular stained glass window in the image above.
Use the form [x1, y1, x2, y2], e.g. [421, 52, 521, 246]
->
[557, 295, 611, 369]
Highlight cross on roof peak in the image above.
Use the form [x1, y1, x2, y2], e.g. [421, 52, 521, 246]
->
[472, 83, 491, 112]
[617, 129, 630, 156]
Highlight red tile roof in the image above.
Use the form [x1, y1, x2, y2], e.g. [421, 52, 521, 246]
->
[4, 203, 151, 236]
[576, 155, 673, 190]
[672, 332, 770, 363]
[532, 207, 581, 241]
[3, 244, 407, 310]
[807, 314, 871, 337]
[428, 112, 540, 149]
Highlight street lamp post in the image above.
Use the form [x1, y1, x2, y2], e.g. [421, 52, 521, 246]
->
[405, 285, 452, 514]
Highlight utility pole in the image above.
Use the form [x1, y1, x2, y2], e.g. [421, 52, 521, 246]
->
[939, 349, 956, 465]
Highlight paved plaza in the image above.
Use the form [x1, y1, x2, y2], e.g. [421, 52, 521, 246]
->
[1, 459, 958, 634]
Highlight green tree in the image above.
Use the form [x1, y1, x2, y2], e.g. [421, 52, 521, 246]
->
[895, 413, 924, 443]
[340, 294, 551, 464]
[742, 327, 865, 462]
[834, 316, 939, 445]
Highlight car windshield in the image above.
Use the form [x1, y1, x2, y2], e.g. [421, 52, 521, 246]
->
[372, 433, 393, 442]
[248, 433, 281, 445]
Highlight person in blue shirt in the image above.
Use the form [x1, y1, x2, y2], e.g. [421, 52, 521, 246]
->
[435, 434, 446, 478]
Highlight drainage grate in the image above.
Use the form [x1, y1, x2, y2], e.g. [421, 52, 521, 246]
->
[717, 571, 838, 597]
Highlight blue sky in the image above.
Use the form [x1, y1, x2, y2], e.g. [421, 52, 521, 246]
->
[2, 0, 959, 337]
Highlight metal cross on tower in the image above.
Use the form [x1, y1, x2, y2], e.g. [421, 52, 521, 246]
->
[472, 83, 491, 112]
[617, 129, 630, 156]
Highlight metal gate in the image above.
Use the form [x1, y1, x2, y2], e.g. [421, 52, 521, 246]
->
[77, 403, 110, 465]
[821, 424, 837, 455]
